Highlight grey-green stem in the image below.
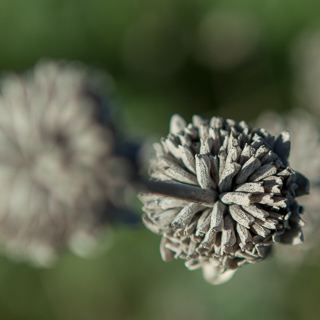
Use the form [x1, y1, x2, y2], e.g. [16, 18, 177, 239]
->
[142, 179, 218, 206]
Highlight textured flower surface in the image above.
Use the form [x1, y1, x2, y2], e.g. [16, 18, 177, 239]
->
[257, 109, 320, 266]
[0, 60, 137, 266]
[139, 114, 309, 284]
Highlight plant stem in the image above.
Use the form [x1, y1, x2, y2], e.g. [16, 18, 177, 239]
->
[142, 179, 217, 206]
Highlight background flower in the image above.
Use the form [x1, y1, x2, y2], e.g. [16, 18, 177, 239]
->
[0, 60, 139, 266]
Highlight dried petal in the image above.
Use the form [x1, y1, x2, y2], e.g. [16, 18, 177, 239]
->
[248, 163, 278, 182]
[251, 223, 271, 238]
[219, 192, 252, 206]
[165, 167, 198, 185]
[171, 203, 204, 229]
[236, 223, 253, 248]
[229, 205, 255, 228]
[160, 237, 175, 261]
[195, 208, 211, 236]
[239, 144, 256, 165]
[221, 215, 236, 249]
[219, 162, 241, 193]
[170, 114, 187, 134]
[200, 228, 216, 250]
[234, 182, 264, 193]
[210, 200, 226, 231]
[152, 208, 180, 227]
[235, 156, 261, 185]
[179, 145, 196, 174]
[274, 131, 291, 164]
[195, 154, 216, 189]
[241, 204, 269, 220]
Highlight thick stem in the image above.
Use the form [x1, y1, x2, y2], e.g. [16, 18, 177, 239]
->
[142, 179, 218, 206]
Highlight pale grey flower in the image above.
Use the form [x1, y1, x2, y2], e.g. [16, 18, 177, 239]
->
[139, 114, 308, 284]
[0, 60, 137, 266]
[257, 109, 320, 266]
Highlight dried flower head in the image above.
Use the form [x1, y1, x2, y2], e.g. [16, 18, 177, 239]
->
[0, 60, 138, 266]
[139, 114, 309, 284]
[257, 109, 320, 266]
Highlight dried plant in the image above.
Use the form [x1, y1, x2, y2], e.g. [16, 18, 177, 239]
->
[257, 109, 320, 266]
[139, 114, 309, 284]
[0, 60, 138, 266]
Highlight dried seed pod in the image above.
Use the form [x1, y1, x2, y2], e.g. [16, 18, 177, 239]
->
[0, 60, 139, 266]
[140, 114, 309, 284]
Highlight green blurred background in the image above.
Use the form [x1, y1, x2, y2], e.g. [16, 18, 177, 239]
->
[0, 0, 320, 319]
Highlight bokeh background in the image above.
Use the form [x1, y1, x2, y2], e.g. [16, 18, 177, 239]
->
[0, 0, 320, 319]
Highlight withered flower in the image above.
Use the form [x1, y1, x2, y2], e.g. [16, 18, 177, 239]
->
[139, 114, 309, 284]
[0, 60, 138, 266]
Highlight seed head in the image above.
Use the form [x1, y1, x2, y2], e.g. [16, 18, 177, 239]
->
[139, 114, 309, 284]
[0, 60, 138, 266]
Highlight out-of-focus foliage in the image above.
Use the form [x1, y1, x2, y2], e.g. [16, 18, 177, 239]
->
[1, 0, 320, 319]
[3, 0, 320, 133]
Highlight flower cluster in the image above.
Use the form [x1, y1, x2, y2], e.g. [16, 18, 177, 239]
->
[139, 114, 309, 284]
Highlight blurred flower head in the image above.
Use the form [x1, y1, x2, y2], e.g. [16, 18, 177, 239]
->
[0, 60, 139, 266]
[139, 114, 308, 284]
